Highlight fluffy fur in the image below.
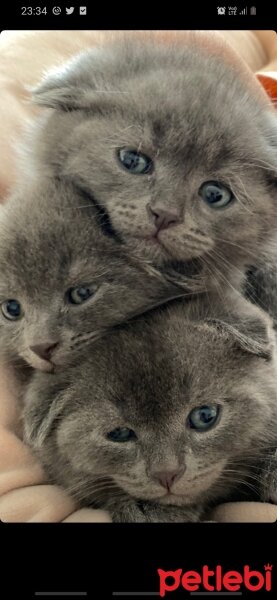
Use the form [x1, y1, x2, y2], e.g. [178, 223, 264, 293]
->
[0, 178, 184, 372]
[23, 296, 277, 522]
[245, 238, 277, 328]
[23, 36, 277, 295]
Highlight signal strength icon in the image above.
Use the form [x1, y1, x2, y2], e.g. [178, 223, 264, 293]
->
[240, 7, 247, 14]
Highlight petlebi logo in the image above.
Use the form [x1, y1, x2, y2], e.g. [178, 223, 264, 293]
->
[158, 563, 273, 595]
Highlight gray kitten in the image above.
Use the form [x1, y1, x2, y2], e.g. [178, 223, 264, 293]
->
[0, 178, 184, 372]
[23, 296, 277, 522]
[27, 36, 277, 294]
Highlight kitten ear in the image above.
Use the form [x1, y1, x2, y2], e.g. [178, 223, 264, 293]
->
[33, 81, 82, 110]
[32, 51, 101, 110]
[32, 73, 90, 111]
[206, 314, 274, 360]
[24, 378, 67, 447]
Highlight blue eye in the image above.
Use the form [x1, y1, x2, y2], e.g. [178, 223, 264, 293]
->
[118, 148, 153, 174]
[188, 405, 220, 431]
[107, 427, 137, 443]
[199, 181, 234, 208]
[67, 285, 98, 305]
[1, 299, 22, 320]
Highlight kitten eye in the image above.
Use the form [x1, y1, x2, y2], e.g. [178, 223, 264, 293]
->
[117, 148, 153, 174]
[107, 427, 137, 443]
[1, 299, 22, 320]
[66, 285, 98, 305]
[199, 181, 234, 208]
[188, 405, 220, 431]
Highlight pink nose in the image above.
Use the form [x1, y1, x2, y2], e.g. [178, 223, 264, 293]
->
[30, 342, 59, 362]
[152, 467, 185, 490]
[147, 204, 181, 231]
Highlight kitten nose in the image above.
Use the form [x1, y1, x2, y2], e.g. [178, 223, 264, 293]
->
[152, 467, 185, 491]
[147, 204, 181, 232]
[30, 342, 59, 362]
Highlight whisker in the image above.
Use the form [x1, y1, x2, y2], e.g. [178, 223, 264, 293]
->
[208, 247, 245, 281]
[214, 237, 262, 261]
[204, 249, 244, 297]
[242, 160, 277, 173]
[223, 469, 266, 486]
[199, 253, 238, 316]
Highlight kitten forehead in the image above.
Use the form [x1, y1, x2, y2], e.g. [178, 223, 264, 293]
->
[140, 31, 270, 104]
[33, 38, 277, 186]
[35, 31, 270, 108]
[62, 300, 272, 422]
[0, 181, 123, 293]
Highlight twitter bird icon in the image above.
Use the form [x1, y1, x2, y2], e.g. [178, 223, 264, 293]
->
[66, 7, 75, 14]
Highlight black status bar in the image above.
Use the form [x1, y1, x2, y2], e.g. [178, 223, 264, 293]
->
[1, 3, 276, 30]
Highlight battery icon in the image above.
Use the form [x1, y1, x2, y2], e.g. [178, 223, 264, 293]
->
[250, 6, 256, 14]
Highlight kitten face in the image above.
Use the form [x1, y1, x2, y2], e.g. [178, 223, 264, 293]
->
[31, 39, 277, 289]
[24, 300, 277, 509]
[0, 181, 182, 371]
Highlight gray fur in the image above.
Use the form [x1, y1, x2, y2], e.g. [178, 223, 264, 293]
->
[23, 296, 277, 522]
[245, 238, 277, 327]
[2, 37, 276, 373]
[26, 37, 277, 294]
[0, 178, 184, 372]
[260, 449, 277, 504]
[2, 38, 277, 520]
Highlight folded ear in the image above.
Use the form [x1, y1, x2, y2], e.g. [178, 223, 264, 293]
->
[33, 80, 85, 110]
[24, 377, 68, 448]
[32, 50, 103, 111]
[32, 72, 92, 111]
[205, 314, 274, 360]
